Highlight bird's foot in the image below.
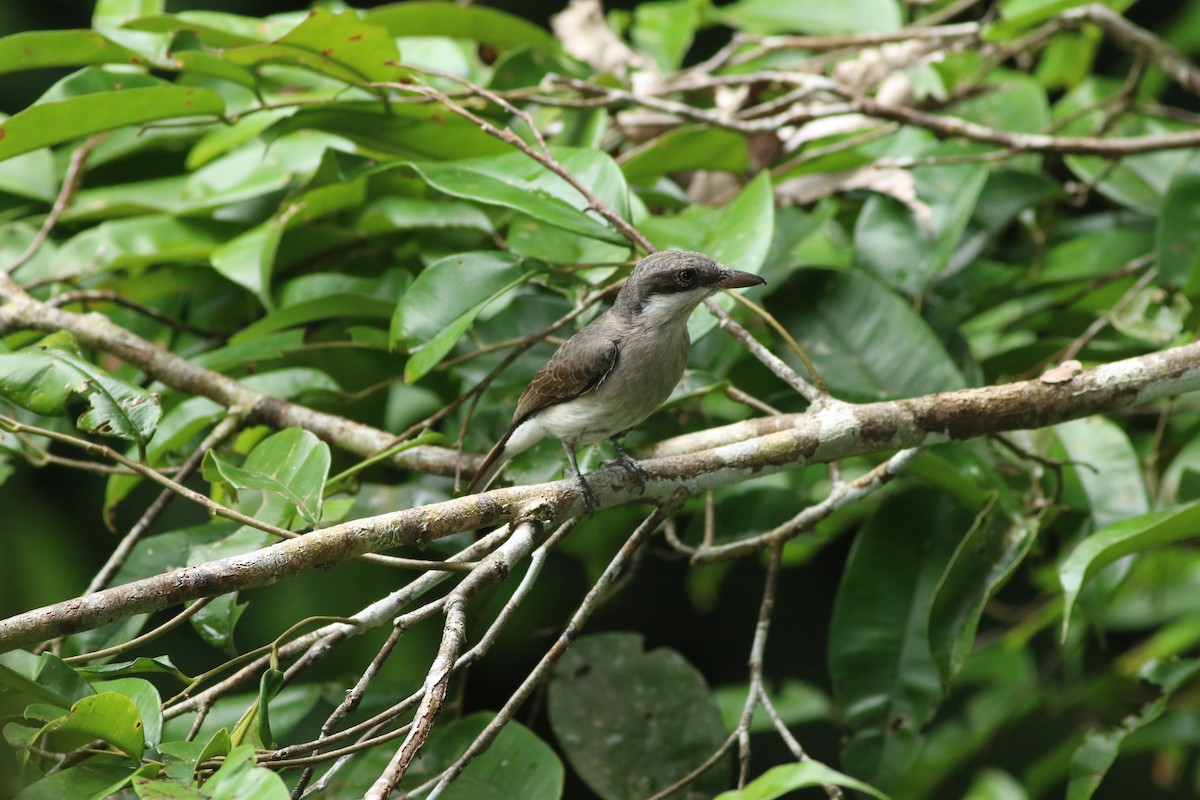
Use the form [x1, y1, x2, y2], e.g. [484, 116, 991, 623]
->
[567, 468, 599, 516]
[604, 442, 648, 494]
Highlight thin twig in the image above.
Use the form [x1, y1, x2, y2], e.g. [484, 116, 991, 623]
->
[6, 134, 104, 276]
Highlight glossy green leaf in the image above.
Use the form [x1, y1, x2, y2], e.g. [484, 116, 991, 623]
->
[1066, 658, 1200, 800]
[266, 102, 513, 161]
[366, 2, 554, 51]
[1157, 168, 1200, 289]
[202, 427, 330, 526]
[210, 218, 285, 301]
[0, 87, 224, 163]
[354, 196, 494, 234]
[223, 8, 402, 85]
[10, 761, 134, 800]
[50, 215, 241, 279]
[631, 0, 699, 72]
[718, 0, 901, 34]
[548, 632, 729, 800]
[0, 31, 144, 77]
[714, 762, 889, 800]
[1056, 416, 1149, 529]
[929, 501, 1040, 683]
[407, 149, 629, 244]
[621, 127, 749, 184]
[75, 657, 191, 685]
[855, 160, 990, 295]
[830, 491, 974, 787]
[94, 0, 163, 30]
[0, 340, 161, 444]
[392, 251, 532, 382]
[1059, 501, 1200, 638]
[44, 692, 144, 759]
[197, 744, 290, 800]
[0, 650, 93, 708]
[122, 12, 290, 46]
[92, 678, 162, 750]
[782, 270, 966, 401]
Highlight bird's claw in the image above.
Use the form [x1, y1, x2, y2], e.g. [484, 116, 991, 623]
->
[605, 443, 648, 494]
[567, 468, 599, 516]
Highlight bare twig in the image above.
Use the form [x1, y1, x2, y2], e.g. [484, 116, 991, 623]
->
[6, 135, 104, 276]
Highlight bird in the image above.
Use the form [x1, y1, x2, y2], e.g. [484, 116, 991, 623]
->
[465, 249, 766, 509]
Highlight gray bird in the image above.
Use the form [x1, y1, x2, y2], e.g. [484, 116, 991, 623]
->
[466, 249, 766, 507]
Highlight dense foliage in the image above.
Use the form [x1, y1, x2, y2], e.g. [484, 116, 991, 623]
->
[2, 0, 1200, 798]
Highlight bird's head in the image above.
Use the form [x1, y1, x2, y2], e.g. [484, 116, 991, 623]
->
[615, 250, 766, 327]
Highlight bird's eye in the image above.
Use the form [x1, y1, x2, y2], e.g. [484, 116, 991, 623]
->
[677, 268, 697, 286]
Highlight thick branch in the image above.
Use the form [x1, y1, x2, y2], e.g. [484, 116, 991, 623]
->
[2, 341, 1198, 650]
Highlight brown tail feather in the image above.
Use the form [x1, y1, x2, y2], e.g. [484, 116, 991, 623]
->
[465, 425, 517, 495]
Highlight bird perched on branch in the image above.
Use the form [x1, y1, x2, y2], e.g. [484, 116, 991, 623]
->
[466, 249, 766, 510]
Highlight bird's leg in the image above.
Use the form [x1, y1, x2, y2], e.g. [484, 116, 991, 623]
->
[605, 435, 648, 494]
[562, 439, 598, 515]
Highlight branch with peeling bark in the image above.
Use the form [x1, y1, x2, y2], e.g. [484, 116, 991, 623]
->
[4, 339, 1198, 651]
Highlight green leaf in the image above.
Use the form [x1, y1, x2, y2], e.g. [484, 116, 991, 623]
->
[198, 744, 290, 800]
[631, 0, 699, 72]
[223, 8, 402, 86]
[0, 86, 224, 163]
[122, 12, 291, 46]
[366, 2, 554, 51]
[548, 632, 729, 800]
[354, 196, 494, 235]
[782, 270, 967, 401]
[94, 0, 164, 30]
[714, 762, 889, 800]
[830, 491, 974, 787]
[855, 160, 990, 295]
[0, 340, 162, 444]
[929, 500, 1040, 684]
[75, 657, 191, 685]
[1157, 168, 1200, 289]
[718, 0, 901, 34]
[210, 218, 285, 301]
[0, 31, 144, 77]
[92, 678, 162, 750]
[50, 215, 241, 279]
[1057, 417, 1149, 529]
[267, 102, 513, 161]
[392, 251, 532, 382]
[621, 127, 749, 184]
[0, 650, 94, 708]
[11, 761, 134, 800]
[407, 149, 629, 244]
[1059, 501, 1200, 639]
[202, 428, 330, 526]
[1065, 658, 1200, 800]
[45, 692, 145, 760]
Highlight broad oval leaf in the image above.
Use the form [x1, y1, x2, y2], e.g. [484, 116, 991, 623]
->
[392, 251, 533, 382]
[202, 427, 330, 527]
[0, 340, 162, 444]
[548, 632, 729, 800]
[781, 270, 967, 401]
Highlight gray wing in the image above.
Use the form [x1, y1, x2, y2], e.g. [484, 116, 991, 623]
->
[514, 320, 620, 423]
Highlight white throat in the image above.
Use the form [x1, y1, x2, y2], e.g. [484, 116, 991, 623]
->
[635, 288, 712, 331]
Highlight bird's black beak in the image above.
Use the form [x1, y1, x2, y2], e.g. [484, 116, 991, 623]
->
[717, 269, 767, 289]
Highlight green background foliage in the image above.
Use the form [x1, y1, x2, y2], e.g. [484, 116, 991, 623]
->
[1, 0, 1200, 798]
